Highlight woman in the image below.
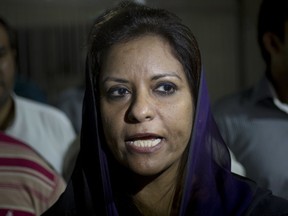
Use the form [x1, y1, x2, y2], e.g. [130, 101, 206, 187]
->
[43, 2, 288, 215]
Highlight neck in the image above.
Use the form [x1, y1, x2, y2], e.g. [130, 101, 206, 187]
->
[273, 82, 288, 103]
[269, 67, 288, 103]
[269, 76, 288, 103]
[127, 160, 182, 216]
[132, 175, 176, 216]
[0, 96, 14, 130]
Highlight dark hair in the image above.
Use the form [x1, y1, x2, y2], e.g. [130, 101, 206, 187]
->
[88, 1, 201, 103]
[257, 0, 288, 66]
[0, 16, 17, 51]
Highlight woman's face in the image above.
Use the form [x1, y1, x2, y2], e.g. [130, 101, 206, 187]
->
[99, 35, 194, 176]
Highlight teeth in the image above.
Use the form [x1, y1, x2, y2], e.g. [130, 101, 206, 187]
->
[130, 138, 161, 148]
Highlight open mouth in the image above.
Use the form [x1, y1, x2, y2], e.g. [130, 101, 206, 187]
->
[126, 138, 162, 148]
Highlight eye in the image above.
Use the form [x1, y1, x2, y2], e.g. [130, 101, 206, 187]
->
[155, 82, 177, 95]
[107, 87, 130, 98]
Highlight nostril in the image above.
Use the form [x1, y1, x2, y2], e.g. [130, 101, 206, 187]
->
[125, 98, 155, 123]
[145, 115, 152, 120]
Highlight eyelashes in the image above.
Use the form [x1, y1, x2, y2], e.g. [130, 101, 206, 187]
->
[154, 82, 177, 95]
[107, 87, 130, 98]
[105, 82, 178, 100]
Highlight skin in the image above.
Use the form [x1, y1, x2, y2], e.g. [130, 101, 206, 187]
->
[263, 21, 288, 103]
[99, 34, 194, 215]
[0, 24, 15, 129]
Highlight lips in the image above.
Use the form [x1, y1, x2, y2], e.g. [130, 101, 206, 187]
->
[126, 138, 162, 148]
[125, 133, 163, 152]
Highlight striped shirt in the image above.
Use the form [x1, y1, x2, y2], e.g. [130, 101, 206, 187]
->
[0, 132, 66, 216]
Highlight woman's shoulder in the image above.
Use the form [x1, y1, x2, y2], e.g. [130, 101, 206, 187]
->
[41, 168, 95, 216]
[244, 185, 288, 216]
[41, 181, 76, 216]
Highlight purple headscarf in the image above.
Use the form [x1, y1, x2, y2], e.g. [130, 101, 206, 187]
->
[68, 66, 255, 215]
[51, 2, 256, 215]
[179, 69, 254, 215]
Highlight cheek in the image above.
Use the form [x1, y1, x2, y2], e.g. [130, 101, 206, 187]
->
[165, 100, 194, 148]
[101, 105, 115, 139]
[100, 102, 124, 150]
[175, 109, 193, 140]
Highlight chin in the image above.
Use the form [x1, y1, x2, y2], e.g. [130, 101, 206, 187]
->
[128, 163, 167, 177]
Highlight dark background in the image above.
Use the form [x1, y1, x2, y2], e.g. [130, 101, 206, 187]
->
[0, 0, 264, 104]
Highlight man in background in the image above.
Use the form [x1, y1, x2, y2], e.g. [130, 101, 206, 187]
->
[0, 16, 76, 176]
[213, 0, 288, 199]
[0, 132, 66, 215]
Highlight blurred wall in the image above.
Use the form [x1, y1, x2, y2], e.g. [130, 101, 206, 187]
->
[154, 0, 265, 102]
[0, 0, 265, 103]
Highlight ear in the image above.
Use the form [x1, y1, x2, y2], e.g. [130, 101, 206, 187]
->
[263, 32, 284, 55]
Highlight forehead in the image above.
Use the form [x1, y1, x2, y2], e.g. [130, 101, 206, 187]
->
[101, 35, 183, 73]
[109, 35, 172, 57]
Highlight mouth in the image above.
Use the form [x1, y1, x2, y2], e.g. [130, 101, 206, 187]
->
[126, 138, 162, 148]
[125, 134, 163, 153]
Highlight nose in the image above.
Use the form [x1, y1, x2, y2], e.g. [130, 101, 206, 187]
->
[126, 92, 155, 123]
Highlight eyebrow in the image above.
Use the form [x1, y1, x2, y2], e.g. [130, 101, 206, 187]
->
[102, 77, 129, 84]
[103, 72, 182, 84]
[151, 72, 182, 81]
